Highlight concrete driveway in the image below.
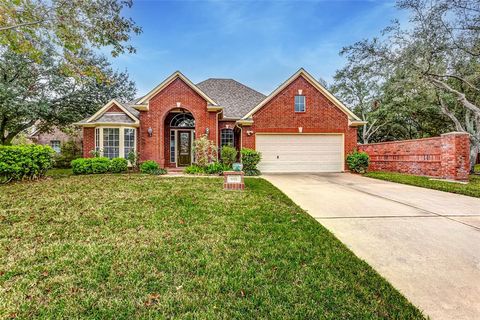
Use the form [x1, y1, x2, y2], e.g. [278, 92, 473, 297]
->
[264, 173, 480, 320]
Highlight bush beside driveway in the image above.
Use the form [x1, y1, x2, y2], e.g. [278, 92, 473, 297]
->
[0, 175, 423, 319]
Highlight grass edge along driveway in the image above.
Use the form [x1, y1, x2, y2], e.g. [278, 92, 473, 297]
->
[1, 175, 425, 319]
[365, 171, 480, 198]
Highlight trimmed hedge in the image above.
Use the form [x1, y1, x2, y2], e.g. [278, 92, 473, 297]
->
[0, 144, 54, 183]
[241, 148, 262, 176]
[139, 160, 159, 174]
[71, 157, 128, 175]
[347, 151, 370, 173]
[110, 158, 128, 173]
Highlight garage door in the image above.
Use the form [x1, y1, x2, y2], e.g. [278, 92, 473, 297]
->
[256, 134, 344, 173]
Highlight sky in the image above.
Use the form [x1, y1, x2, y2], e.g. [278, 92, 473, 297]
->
[110, 0, 408, 96]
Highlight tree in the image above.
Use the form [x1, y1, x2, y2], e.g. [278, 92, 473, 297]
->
[340, 0, 480, 170]
[0, 45, 136, 145]
[331, 64, 386, 143]
[0, 0, 141, 77]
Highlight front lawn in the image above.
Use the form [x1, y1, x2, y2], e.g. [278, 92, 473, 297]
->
[365, 171, 480, 198]
[0, 175, 424, 319]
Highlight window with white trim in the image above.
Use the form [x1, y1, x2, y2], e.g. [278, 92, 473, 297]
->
[103, 128, 119, 159]
[221, 128, 234, 148]
[294, 95, 306, 112]
[50, 140, 61, 153]
[124, 128, 135, 159]
[95, 128, 100, 152]
[95, 127, 136, 159]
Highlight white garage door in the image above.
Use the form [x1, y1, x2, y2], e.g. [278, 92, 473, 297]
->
[256, 134, 344, 173]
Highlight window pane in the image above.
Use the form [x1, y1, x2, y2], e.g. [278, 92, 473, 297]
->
[170, 130, 175, 163]
[221, 129, 234, 148]
[50, 140, 61, 153]
[124, 128, 135, 159]
[103, 128, 119, 159]
[295, 95, 305, 112]
[95, 128, 100, 151]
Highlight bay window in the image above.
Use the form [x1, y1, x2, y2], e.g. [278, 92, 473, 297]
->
[94, 127, 136, 159]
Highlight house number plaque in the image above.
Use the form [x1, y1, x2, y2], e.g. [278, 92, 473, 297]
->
[223, 171, 245, 190]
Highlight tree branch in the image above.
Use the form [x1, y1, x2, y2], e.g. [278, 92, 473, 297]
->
[436, 93, 465, 132]
[0, 20, 46, 32]
[427, 72, 480, 92]
[429, 77, 480, 116]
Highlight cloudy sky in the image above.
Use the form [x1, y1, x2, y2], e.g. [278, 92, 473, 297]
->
[111, 0, 408, 96]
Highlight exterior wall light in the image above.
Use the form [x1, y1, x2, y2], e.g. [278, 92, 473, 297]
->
[205, 127, 210, 135]
[147, 127, 153, 137]
[247, 130, 254, 136]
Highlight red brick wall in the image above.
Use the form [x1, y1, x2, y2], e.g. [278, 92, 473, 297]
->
[358, 132, 470, 180]
[242, 75, 358, 167]
[105, 104, 123, 113]
[138, 78, 218, 166]
[82, 127, 95, 158]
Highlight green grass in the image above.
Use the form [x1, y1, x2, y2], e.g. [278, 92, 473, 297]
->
[365, 171, 480, 198]
[475, 164, 480, 173]
[45, 168, 73, 179]
[0, 175, 424, 319]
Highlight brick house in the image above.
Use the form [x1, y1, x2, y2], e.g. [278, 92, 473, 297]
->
[29, 126, 81, 153]
[76, 68, 365, 172]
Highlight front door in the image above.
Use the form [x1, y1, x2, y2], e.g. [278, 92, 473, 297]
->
[177, 131, 192, 167]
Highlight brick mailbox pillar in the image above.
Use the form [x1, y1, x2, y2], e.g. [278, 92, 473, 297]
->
[223, 171, 245, 190]
[440, 132, 470, 181]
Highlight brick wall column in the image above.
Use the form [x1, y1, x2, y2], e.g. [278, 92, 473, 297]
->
[440, 132, 470, 181]
[82, 127, 95, 158]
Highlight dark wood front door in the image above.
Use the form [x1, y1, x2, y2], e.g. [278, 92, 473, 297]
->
[177, 131, 192, 167]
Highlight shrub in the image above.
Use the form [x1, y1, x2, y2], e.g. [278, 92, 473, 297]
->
[149, 168, 167, 175]
[220, 145, 237, 169]
[140, 160, 160, 174]
[54, 140, 82, 168]
[241, 148, 262, 176]
[346, 151, 370, 173]
[205, 161, 225, 175]
[91, 157, 111, 174]
[71, 157, 112, 175]
[184, 165, 205, 174]
[71, 158, 92, 175]
[127, 150, 139, 169]
[193, 134, 217, 168]
[110, 158, 128, 173]
[0, 144, 54, 183]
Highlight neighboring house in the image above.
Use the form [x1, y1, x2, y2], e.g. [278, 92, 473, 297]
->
[76, 68, 365, 172]
[29, 126, 81, 153]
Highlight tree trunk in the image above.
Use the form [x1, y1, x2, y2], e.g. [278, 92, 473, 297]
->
[471, 136, 479, 173]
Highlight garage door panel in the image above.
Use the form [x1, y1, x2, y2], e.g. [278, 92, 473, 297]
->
[256, 134, 343, 173]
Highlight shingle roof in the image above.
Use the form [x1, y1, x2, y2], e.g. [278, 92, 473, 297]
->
[196, 79, 266, 119]
[95, 113, 135, 124]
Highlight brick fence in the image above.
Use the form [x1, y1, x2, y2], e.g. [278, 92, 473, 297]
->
[358, 132, 470, 181]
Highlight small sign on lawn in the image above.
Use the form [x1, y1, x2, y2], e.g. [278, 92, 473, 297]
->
[223, 171, 244, 190]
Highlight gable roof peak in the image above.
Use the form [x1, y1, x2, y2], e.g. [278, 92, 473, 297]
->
[136, 71, 217, 106]
[241, 68, 361, 121]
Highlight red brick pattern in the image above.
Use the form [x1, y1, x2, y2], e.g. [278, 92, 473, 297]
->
[223, 171, 245, 190]
[358, 132, 470, 180]
[82, 127, 95, 158]
[105, 104, 123, 113]
[241, 75, 358, 169]
[138, 78, 218, 166]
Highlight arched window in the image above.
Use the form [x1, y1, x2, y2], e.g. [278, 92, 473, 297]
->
[221, 128, 234, 148]
[170, 113, 195, 128]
